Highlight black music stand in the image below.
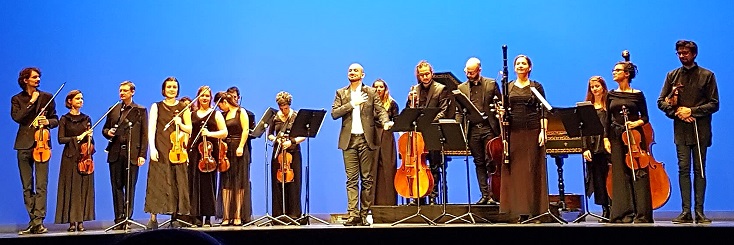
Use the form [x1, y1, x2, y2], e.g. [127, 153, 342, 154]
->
[290, 109, 330, 225]
[105, 118, 148, 232]
[444, 90, 491, 224]
[522, 88, 567, 224]
[243, 108, 288, 227]
[390, 107, 440, 226]
[555, 102, 607, 223]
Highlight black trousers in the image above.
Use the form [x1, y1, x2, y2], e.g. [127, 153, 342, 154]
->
[587, 153, 610, 206]
[342, 134, 375, 218]
[676, 144, 708, 213]
[17, 149, 49, 226]
[109, 153, 140, 223]
[467, 125, 495, 199]
[428, 150, 445, 200]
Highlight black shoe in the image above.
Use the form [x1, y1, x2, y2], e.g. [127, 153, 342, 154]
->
[343, 217, 362, 226]
[67, 224, 77, 232]
[600, 206, 611, 223]
[695, 211, 712, 224]
[18, 225, 34, 235]
[672, 211, 693, 224]
[428, 197, 436, 205]
[476, 196, 490, 205]
[33, 224, 48, 234]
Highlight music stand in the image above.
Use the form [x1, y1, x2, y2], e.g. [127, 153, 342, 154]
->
[554, 102, 608, 223]
[391, 107, 440, 226]
[522, 88, 567, 224]
[444, 90, 491, 224]
[291, 109, 330, 225]
[243, 108, 288, 227]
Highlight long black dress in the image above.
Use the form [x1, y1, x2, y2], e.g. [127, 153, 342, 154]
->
[215, 108, 252, 222]
[55, 113, 95, 224]
[373, 99, 399, 205]
[583, 107, 610, 207]
[188, 109, 220, 219]
[144, 101, 190, 216]
[269, 110, 302, 219]
[606, 90, 653, 223]
[499, 81, 549, 223]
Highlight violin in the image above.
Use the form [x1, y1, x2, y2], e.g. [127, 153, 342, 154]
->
[275, 135, 294, 183]
[168, 110, 188, 164]
[621, 106, 650, 172]
[394, 85, 434, 199]
[33, 110, 52, 163]
[78, 122, 94, 175]
[197, 126, 217, 173]
[218, 139, 230, 172]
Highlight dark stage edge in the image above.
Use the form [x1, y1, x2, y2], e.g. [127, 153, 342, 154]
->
[3, 211, 734, 245]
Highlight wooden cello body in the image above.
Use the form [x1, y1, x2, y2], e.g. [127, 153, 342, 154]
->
[394, 131, 434, 198]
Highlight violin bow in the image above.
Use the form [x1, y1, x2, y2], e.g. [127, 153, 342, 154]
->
[163, 86, 212, 131]
[80, 100, 121, 143]
[189, 95, 224, 146]
[29, 82, 66, 128]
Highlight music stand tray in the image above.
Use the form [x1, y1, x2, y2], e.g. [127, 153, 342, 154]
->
[451, 90, 487, 125]
[290, 109, 329, 225]
[391, 107, 440, 226]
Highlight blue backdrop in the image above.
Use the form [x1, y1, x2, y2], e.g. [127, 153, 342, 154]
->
[1, 0, 732, 224]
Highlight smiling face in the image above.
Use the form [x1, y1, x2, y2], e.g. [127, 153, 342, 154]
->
[69, 93, 84, 109]
[348, 63, 364, 83]
[373, 80, 386, 97]
[198, 90, 212, 109]
[589, 80, 604, 97]
[514, 56, 531, 76]
[164, 81, 178, 99]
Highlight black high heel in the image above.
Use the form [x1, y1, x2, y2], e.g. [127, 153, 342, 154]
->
[77, 222, 86, 232]
[67, 223, 77, 232]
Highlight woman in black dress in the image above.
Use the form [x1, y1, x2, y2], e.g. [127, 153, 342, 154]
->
[604, 61, 654, 223]
[55, 90, 95, 232]
[188, 86, 228, 227]
[267, 91, 305, 222]
[144, 77, 192, 228]
[582, 76, 611, 221]
[371, 79, 399, 205]
[214, 91, 251, 226]
[499, 55, 550, 223]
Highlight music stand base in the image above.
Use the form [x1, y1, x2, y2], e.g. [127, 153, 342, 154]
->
[521, 209, 568, 224]
[572, 211, 608, 223]
[391, 208, 437, 226]
[158, 217, 194, 229]
[295, 214, 330, 225]
[244, 213, 287, 227]
[104, 218, 148, 232]
[446, 210, 490, 224]
[259, 214, 301, 226]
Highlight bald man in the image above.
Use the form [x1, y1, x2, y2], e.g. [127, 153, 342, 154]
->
[331, 63, 393, 226]
[455, 57, 502, 205]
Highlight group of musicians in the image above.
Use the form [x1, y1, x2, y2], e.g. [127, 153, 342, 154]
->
[10, 39, 718, 234]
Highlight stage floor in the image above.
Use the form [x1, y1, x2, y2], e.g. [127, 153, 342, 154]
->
[2, 212, 734, 245]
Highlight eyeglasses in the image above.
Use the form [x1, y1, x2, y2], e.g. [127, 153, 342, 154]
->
[676, 51, 692, 57]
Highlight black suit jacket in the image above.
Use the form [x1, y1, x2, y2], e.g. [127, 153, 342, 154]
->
[455, 76, 502, 136]
[405, 80, 450, 122]
[102, 102, 148, 163]
[11, 90, 59, 150]
[331, 84, 390, 151]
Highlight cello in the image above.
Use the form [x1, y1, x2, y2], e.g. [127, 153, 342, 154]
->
[394, 85, 434, 199]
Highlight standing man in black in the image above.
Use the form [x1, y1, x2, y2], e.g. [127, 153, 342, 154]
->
[455, 57, 502, 205]
[103, 81, 148, 229]
[331, 63, 393, 226]
[657, 40, 719, 224]
[11, 67, 59, 235]
[406, 60, 450, 205]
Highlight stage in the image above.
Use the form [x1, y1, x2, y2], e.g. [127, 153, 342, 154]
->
[2, 211, 734, 245]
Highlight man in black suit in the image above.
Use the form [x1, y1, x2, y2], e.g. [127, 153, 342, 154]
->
[11, 67, 59, 235]
[406, 60, 450, 205]
[658, 40, 719, 224]
[455, 57, 502, 205]
[331, 63, 393, 226]
[103, 81, 148, 228]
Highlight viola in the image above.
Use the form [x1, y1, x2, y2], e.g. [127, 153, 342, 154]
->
[275, 137, 294, 183]
[218, 139, 230, 173]
[197, 129, 217, 173]
[168, 111, 188, 164]
[33, 112, 52, 163]
[621, 127, 650, 170]
[394, 90, 434, 199]
[666, 84, 682, 107]
[78, 122, 94, 175]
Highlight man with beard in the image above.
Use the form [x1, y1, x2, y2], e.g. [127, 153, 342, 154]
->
[406, 60, 450, 205]
[657, 40, 719, 224]
[11, 67, 59, 234]
[454, 57, 502, 205]
[103, 81, 148, 230]
[331, 63, 393, 226]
